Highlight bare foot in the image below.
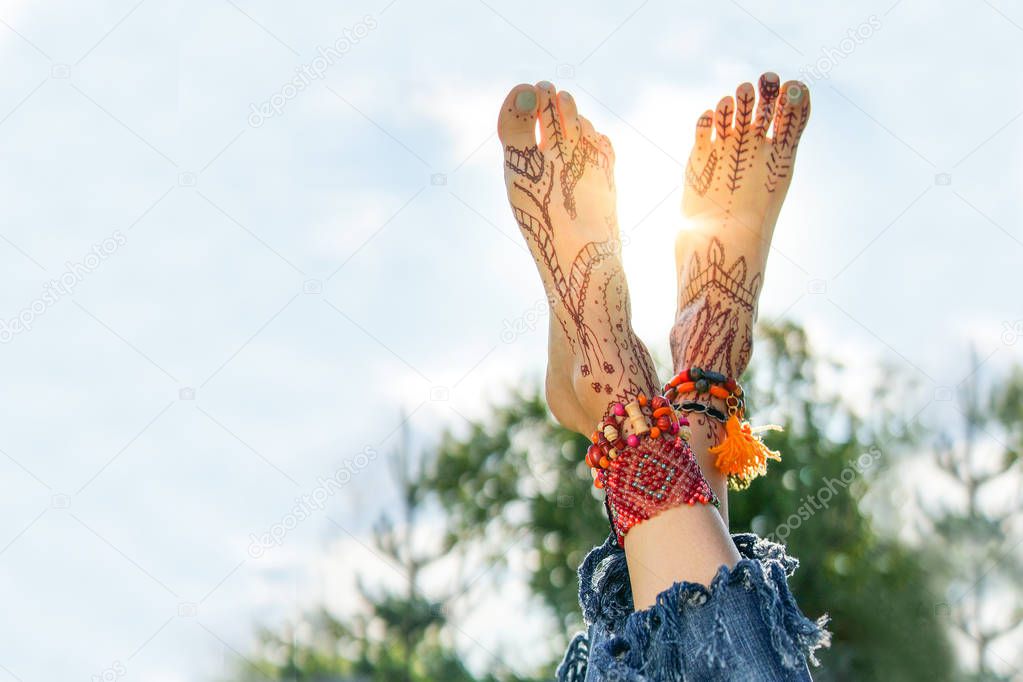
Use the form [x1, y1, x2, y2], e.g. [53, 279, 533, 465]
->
[670, 74, 811, 504]
[497, 82, 658, 433]
[672, 73, 811, 379]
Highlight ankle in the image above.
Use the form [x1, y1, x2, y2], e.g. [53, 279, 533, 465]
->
[584, 395, 719, 545]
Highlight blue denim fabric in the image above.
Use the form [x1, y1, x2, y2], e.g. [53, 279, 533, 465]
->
[557, 533, 830, 681]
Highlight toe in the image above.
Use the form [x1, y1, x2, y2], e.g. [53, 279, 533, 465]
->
[772, 80, 810, 149]
[497, 83, 539, 149]
[694, 109, 713, 145]
[598, 131, 615, 165]
[714, 96, 734, 141]
[753, 72, 780, 138]
[558, 90, 582, 147]
[578, 113, 595, 139]
[536, 81, 567, 155]
[733, 82, 755, 135]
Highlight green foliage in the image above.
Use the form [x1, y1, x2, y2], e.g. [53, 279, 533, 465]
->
[732, 322, 957, 681]
[429, 391, 607, 631]
[230, 320, 988, 680]
[919, 354, 1023, 680]
[428, 321, 957, 679]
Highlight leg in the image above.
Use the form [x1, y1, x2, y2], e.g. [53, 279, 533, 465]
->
[497, 82, 739, 608]
[557, 75, 824, 682]
[627, 75, 811, 610]
[672, 74, 811, 504]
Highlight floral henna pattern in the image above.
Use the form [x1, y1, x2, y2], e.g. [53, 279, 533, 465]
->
[506, 142, 653, 405]
[670, 238, 761, 377]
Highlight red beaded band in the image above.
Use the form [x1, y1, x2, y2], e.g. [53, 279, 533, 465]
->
[586, 394, 718, 546]
[602, 433, 717, 546]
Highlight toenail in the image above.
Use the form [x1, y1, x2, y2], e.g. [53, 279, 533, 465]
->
[787, 84, 803, 100]
[515, 89, 537, 112]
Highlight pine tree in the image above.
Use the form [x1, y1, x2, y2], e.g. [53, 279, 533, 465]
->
[922, 355, 1023, 681]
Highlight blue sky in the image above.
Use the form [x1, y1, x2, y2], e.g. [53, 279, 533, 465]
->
[0, 0, 1021, 679]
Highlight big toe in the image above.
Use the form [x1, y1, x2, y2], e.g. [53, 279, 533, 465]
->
[497, 83, 539, 149]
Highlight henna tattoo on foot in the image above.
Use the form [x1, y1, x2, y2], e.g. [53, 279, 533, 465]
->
[670, 238, 761, 377]
[497, 82, 658, 430]
[674, 74, 811, 381]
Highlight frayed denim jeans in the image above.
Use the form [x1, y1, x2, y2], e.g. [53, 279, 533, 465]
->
[557, 533, 830, 681]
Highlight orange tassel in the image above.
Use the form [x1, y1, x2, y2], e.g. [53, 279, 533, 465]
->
[709, 414, 782, 489]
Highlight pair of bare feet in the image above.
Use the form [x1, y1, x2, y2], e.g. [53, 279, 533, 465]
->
[497, 74, 810, 509]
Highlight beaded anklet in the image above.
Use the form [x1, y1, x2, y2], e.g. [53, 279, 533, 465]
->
[663, 367, 781, 490]
[586, 394, 718, 546]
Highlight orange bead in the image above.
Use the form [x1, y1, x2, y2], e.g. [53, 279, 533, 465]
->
[594, 477, 604, 489]
[638, 393, 648, 407]
[679, 381, 696, 393]
[599, 456, 610, 468]
[649, 427, 661, 438]
[710, 385, 729, 399]
[669, 375, 682, 387]
[653, 406, 672, 418]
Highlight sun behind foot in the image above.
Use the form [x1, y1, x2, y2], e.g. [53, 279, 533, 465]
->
[497, 81, 657, 433]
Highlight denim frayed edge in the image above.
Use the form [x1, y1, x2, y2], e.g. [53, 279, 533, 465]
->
[559, 532, 831, 681]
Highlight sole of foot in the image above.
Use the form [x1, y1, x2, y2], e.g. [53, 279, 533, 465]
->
[497, 81, 658, 434]
[672, 73, 811, 380]
[669, 74, 811, 511]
